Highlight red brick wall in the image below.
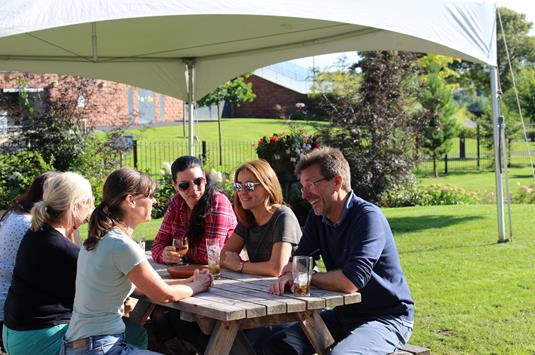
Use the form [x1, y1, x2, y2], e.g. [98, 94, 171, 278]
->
[233, 75, 306, 118]
[0, 72, 183, 127]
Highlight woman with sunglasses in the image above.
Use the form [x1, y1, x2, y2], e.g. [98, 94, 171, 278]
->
[221, 159, 302, 277]
[149, 156, 235, 353]
[151, 155, 237, 265]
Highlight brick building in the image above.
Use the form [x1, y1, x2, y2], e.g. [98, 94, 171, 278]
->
[232, 62, 312, 119]
[0, 72, 184, 129]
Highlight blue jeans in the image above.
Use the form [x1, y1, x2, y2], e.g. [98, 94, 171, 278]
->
[60, 333, 160, 355]
[263, 310, 413, 355]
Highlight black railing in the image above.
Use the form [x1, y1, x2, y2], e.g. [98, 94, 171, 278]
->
[116, 138, 534, 177]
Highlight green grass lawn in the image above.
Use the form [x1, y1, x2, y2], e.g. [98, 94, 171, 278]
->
[126, 118, 323, 143]
[78, 203, 535, 353]
[419, 164, 535, 196]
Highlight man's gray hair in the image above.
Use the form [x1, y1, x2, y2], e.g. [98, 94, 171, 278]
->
[295, 147, 351, 191]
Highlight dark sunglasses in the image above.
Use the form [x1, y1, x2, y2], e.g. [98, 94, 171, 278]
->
[233, 181, 261, 192]
[177, 177, 205, 191]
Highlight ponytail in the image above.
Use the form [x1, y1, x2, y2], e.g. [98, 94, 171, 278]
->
[31, 200, 63, 231]
[85, 202, 120, 251]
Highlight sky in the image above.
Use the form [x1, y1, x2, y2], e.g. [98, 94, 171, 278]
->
[290, 0, 535, 70]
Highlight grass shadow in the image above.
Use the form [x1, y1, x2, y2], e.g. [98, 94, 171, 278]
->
[389, 214, 483, 234]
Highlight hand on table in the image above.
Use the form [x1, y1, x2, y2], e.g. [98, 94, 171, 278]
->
[222, 251, 242, 272]
[269, 272, 293, 296]
[190, 269, 213, 294]
[162, 245, 182, 264]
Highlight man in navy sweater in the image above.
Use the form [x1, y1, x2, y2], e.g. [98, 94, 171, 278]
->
[267, 147, 414, 354]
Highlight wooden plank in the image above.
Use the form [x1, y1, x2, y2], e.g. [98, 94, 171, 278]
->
[239, 313, 300, 330]
[153, 295, 246, 321]
[195, 288, 266, 318]
[214, 280, 304, 314]
[128, 298, 155, 325]
[209, 285, 283, 316]
[396, 344, 431, 355]
[205, 320, 240, 355]
[233, 277, 327, 310]
[296, 310, 335, 355]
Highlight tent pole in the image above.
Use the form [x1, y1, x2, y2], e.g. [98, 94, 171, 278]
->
[490, 67, 506, 243]
[185, 59, 196, 156]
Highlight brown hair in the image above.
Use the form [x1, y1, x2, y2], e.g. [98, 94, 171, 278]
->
[85, 168, 156, 251]
[233, 160, 283, 229]
[0, 171, 58, 222]
[295, 147, 351, 191]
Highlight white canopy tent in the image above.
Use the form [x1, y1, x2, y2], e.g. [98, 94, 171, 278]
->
[0, 0, 506, 240]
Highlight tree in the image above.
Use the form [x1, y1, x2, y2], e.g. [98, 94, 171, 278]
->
[417, 55, 460, 177]
[17, 76, 99, 171]
[197, 74, 256, 165]
[308, 59, 361, 119]
[517, 66, 535, 124]
[317, 51, 421, 203]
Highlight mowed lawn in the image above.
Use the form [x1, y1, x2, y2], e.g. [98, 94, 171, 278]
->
[419, 164, 535, 197]
[126, 118, 324, 143]
[79, 203, 535, 354]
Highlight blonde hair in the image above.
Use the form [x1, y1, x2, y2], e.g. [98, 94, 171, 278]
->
[233, 160, 283, 228]
[31, 172, 93, 231]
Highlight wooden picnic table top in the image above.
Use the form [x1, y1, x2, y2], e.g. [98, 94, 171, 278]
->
[147, 255, 361, 322]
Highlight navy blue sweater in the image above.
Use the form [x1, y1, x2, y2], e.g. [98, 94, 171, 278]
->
[295, 192, 414, 322]
[4, 224, 79, 330]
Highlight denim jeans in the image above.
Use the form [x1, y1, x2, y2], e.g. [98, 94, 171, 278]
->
[60, 333, 160, 355]
[263, 310, 413, 355]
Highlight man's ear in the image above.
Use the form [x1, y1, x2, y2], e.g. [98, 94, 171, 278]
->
[333, 175, 344, 191]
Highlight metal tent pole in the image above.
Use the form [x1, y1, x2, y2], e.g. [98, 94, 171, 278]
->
[490, 67, 506, 243]
[185, 59, 196, 156]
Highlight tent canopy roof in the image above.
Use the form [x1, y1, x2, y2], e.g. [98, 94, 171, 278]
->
[0, 0, 497, 99]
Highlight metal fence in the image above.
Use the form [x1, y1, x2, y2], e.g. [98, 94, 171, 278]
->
[120, 138, 534, 178]
[122, 139, 257, 176]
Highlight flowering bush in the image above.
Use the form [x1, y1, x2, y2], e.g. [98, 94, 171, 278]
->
[513, 183, 535, 204]
[256, 129, 321, 176]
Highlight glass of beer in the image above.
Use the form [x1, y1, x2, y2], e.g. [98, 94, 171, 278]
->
[206, 238, 221, 279]
[292, 256, 312, 296]
[172, 237, 189, 265]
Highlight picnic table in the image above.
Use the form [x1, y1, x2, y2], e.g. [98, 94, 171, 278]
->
[132, 256, 361, 355]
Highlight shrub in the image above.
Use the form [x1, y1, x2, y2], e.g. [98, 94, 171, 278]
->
[151, 162, 175, 219]
[379, 182, 480, 207]
[0, 151, 54, 210]
[512, 184, 535, 204]
[256, 129, 320, 178]
[420, 184, 479, 205]
[379, 180, 425, 207]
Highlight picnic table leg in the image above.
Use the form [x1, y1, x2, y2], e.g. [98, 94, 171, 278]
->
[296, 310, 335, 355]
[128, 298, 156, 326]
[204, 320, 240, 355]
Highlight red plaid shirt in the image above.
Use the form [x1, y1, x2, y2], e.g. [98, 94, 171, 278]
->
[151, 191, 236, 264]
